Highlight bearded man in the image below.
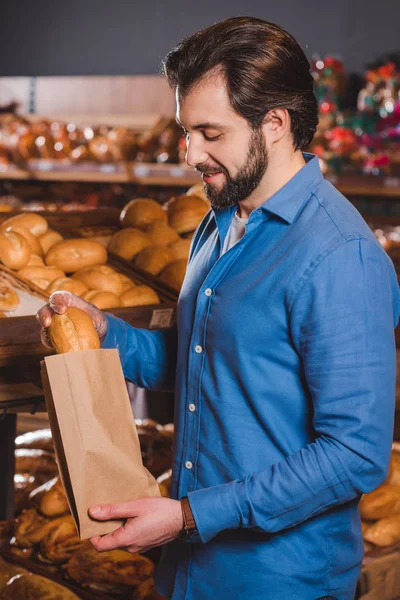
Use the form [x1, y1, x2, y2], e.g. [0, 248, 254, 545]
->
[38, 17, 400, 600]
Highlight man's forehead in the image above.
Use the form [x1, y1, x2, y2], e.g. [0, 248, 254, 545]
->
[176, 79, 237, 128]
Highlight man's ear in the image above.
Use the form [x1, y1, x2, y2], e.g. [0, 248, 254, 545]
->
[262, 108, 290, 143]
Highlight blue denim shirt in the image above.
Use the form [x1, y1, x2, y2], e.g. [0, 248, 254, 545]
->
[102, 154, 400, 600]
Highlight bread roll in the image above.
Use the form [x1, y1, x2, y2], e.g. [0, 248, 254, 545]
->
[167, 195, 209, 234]
[46, 277, 88, 296]
[186, 183, 210, 204]
[144, 220, 180, 246]
[364, 515, 400, 547]
[72, 265, 123, 295]
[108, 228, 151, 260]
[45, 239, 107, 273]
[0, 284, 20, 311]
[158, 259, 187, 291]
[27, 254, 45, 267]
[82, 290, 121, 309]
[29, 476, 69, 518]
[120, 285, 160, 307]
[387, 452, 400, 487]
[360, 484, 400, 520]
[18, 266, 65, 290]
[168, 238, 191, 261]
[38, 229, 64, 255]
[118, 273, 135, 292]
[1, 224, 43, 256]
[2, 573, 80, 599]
[48, 307, 100, 353]
[120, 198, 167, 230]
[1, 213, 48, 237]
[134, 245, 172, 276]
[0, 230, 31, 270]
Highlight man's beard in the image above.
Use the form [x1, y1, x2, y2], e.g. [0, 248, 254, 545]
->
[196, 128, 269, 211]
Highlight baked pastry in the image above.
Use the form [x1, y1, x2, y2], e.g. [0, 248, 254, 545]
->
[82, 290, 121, 309]
[14, 508, 66, 548]
[118, 273, 136, 292]
[48, 307, 100, 353]
[360, 484, 400, 520]
[72, 265, 123, 295]
[39, 515, 81, 564]
[2, 572, 80, 599]
[18, 265, 65, 290]
[0, 284, 19, 311]
[363, 515, 400, 547]
[1, 224, 43, 256]
[166, 195, 209, 234]
[38, 230, 64, 255]
[15, 449, 57, 478]
[120, 285, 160, 307]
[15, 428, 54, 453]
[108, 228, 151, 260]
[120, 198, 167, 230]
[134, 246, 172, 276]
[1, 213, 48, 237]
[29, 476, 69, 517]
[144, 220, 180, 246]
[158, 259, 187, 291]
[14, 473, 39, 515]
[46, 277, 88, 296]
[168, 238, 191, 261]
[0, 230, 31, 270]
[45, 239, 107, 273]
[63, 542, 154, 594]
[0, 558, 27, 594]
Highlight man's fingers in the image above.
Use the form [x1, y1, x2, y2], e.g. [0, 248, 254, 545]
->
[36, 305, 55, 328]
[40, 327, 53, 350]
[49, 291, 75, 314]
[89, 523, 134, 552]
[89, 501, 141, 521]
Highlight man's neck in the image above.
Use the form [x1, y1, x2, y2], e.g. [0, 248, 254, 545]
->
[237, 149, 306, 220]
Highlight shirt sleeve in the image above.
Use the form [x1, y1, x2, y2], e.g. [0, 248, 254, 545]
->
[101, 313, 177, 391]
[188, 237, 400, 543]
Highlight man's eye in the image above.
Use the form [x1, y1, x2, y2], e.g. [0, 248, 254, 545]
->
[203, 133, 221, 142]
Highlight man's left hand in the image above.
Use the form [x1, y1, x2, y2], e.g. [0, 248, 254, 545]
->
[88, 497, 183, 553]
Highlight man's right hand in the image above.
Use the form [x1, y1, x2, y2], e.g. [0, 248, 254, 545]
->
[36, 291, 108, 350]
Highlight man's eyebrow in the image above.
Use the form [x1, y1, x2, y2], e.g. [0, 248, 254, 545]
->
[175, 118, 224, 131]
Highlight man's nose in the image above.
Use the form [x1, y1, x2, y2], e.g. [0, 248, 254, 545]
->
[185, 136, 208, 168]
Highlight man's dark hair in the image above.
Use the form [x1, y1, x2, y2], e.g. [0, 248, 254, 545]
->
[163, 17, 319, 150]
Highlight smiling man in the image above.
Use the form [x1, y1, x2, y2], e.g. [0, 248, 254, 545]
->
[37, 17, 400, 600]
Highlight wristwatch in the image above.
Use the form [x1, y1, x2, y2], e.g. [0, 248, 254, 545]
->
[180, 496, 198, 540]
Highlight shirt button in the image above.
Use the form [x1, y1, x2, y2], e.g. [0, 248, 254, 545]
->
[185, 461, 193, 470]
[189, 403, 196, 412]
[195, 345, 203, 353]
[205, 288, 212, 296]
[256, 209, 262, 214]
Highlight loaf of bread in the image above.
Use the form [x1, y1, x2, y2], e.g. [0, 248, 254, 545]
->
[360, 484, 400, 520]
[29, 476, 69, 518]
[46, 277, 89, 296]
[168, 238, 191, 261]
[144, 220, 180, 246]
[18, 265, 66, 290]
[185, 183, 210, 205]
[118, 273, 136, 292]
[120, 285, 160, 307]
[158, 259, 187, 291]
[167, 195, 209, 234]
[48, 307, 100, 353]
[363, 515, 400, 547]
[38, 229, 64, 255]
[72, 265, 123, 295]
[0, 230, 31, 270]
[0, 284, 20, 311]
[1, 213, 48, 237]
[108, 228, 151, 260]
[45, 239, 107, 273]
[134, 245, 172, 275]
[387, 452, 400, 487]
[2, 572, 80, 599]
[82, 290, 121, 309]
[120, 198, 167, 230]
[26, 254, 45, 267]
[1, 223, 43, 256]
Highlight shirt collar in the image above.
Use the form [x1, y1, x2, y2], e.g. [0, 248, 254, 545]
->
[213, 153, 323, 231]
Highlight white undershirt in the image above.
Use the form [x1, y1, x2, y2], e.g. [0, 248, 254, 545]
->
[221, 210, 248, 255]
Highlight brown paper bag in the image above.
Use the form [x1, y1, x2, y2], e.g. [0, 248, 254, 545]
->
[40, 348, 160, 540]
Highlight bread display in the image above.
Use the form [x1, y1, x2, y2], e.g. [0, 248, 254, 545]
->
[120, 198, 167, 230]
[108, 227, 151, 260]
[47, 306, 100, 353]
[38, 230, 64, 255]
[167, 195, 209, 234]
[158, 259, 187, 291]
[0, 230, 31, 270]
[1, 213, 48, 237]
[82, 289, 121, 309]
[45, 239, 107, 273]
[144, 220, 180, 246]
[17, 266, 66, 290]
[46, 277, 88, 296]
[120, 285, 160, 307]
[72, 264, 124, 295]
[2, 572, 80, 599]
[0, 284, 20, 311]
[134, 246, 172, 276]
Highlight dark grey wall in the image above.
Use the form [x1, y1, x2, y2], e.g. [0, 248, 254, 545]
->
[1, 0, 399, 76]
